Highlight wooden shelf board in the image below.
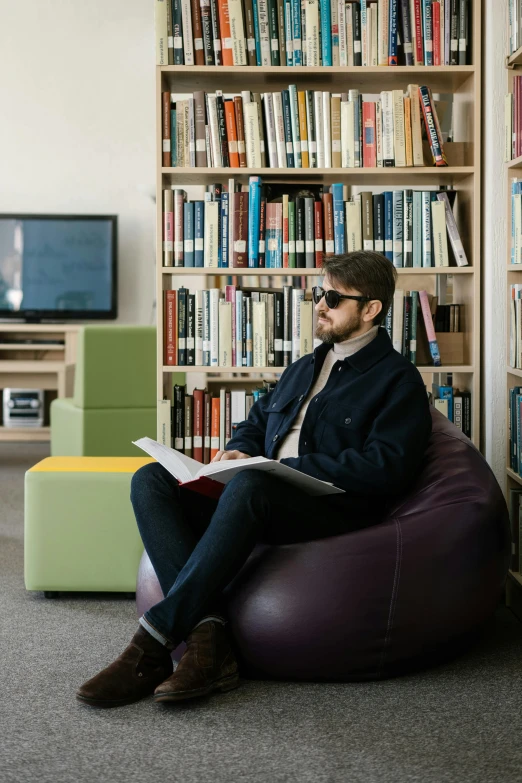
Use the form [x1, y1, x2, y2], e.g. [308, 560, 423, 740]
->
[0, 426, 50, 442]
[0, 344, 65, 350]
[508, 569, 522, 588]
[161, 267, 474, 275]
[508, 47, 522, 67]
[0, 361, 64, 372]
[507, 366, 522, 378]
[160, 65, 475, 92]
[507, 467, 522, 486]
[508, 155, 522, 169]
[162, 167, 474, 185]
[507, 265, 522, 271]
[163, 364, 473, 374]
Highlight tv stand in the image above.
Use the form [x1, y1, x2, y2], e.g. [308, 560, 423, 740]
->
[0, 324, 81, 441]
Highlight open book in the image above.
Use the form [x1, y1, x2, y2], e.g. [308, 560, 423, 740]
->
[132, 438, 345, 498]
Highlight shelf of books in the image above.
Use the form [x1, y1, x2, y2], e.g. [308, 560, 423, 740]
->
[506, 0, 522, 614]
[154, 0, 481, 464]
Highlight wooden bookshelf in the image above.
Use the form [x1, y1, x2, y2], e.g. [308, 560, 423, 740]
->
[506, 12, 522, 609]
[155, 1, 482, 446]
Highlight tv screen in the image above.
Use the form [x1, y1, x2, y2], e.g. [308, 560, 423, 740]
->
[0, 214, 117, 322]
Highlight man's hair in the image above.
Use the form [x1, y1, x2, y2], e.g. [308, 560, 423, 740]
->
[320, 251, 397, 326]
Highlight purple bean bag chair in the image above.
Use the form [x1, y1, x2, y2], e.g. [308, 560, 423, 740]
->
[136, 407, 511, 681]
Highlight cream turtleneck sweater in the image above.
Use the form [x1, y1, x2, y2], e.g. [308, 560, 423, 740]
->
[275, 325, 379, 461]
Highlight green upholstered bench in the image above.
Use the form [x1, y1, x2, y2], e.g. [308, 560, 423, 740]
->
[24, 456, 155, 597]
[50, 325, 158, 457]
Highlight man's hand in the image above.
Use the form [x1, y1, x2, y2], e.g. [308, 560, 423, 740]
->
[211, 449, 251, 463]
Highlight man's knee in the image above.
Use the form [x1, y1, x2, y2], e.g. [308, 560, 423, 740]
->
[130, 461, 177, 502]
[222, 468, 274, 496]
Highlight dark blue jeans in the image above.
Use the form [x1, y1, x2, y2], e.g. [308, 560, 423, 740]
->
[130, 462, 359, 650]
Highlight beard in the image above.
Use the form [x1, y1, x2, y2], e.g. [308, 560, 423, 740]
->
[315, 310, 365, 343]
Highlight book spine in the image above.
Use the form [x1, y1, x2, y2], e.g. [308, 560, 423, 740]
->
[304, 197, 315, 267]
[384, 191, 393, 261]
[281, 90, 295, 167]
[314, 200, 324, 267]
[177, 287, 188, 365]
[184, 393, 193, 456]
[199, 0, 215, 64]
[248, 177, 261, 268]
[162, 92, 171, 167]
[204, 391, 211, 463]
[181, 0, 194, 63]
[388, 0, 399, 64]
[268, 0, 281, 65]
[233, 96, 247, 168]
[419, 289, 441, 365]
[173, 0, 185, 63]
[291, 288, 305, 362]
[403, 189, 413, 266]
[156, 0, 169, 65]
[228, 0, 247, 64]
[187, 293, 195, 365]
[419, 85, 448, 167]
[183, 201, 195, 268]
[220, 191, 229, 268]
[233, 191, 249, 268]
[410, 291, 418, 364]
[392, 190, 403, 267]
[164, 290, 177, 366]
[289, 85, 302, 168]
[224, 100, 239, 167]
[436, 191, 469, 267]
[352, 1, 362, 65]
[190, 0, 205, 63]
[421, 191, 432, 267]
[258, 0, 271, 64]
[163, 189, 174, 266]
[331, 183, 346, 254]
[399, 0, 414, 64]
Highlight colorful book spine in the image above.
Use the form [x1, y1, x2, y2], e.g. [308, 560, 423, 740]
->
[384, 191, 393, 262]
[184, 201, 195, 267]
[388, 0, 399, 65]
[419, 289, 441, 366]
[419, 86, 448, 166]
[331, 183, 345, 254]
[248, 176, 261, 267]
[320, 0, 332, 65]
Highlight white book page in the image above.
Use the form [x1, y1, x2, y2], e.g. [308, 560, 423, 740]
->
[132, 438, 202, 483]
[196, 455, 269, 478]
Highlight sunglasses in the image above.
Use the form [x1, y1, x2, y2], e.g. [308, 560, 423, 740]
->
[312, 286, 373, 309]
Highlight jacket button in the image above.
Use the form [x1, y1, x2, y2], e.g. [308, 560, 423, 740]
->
[273, 435, 279, 442]
[299, 394, 304, 401]
[345, 417, 351, 425]
[338, 366, 342, 372]
[272, 403, 276, 407]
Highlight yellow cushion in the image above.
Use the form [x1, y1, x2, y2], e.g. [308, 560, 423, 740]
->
[28, 457, 156, 473]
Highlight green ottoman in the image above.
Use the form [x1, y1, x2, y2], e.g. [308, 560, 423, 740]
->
[24, 456, 155, 595]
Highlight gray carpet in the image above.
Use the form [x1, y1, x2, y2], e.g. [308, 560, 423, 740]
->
[3, 443, 522, 783]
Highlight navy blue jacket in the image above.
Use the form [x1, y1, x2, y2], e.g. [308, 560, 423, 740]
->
[225, 326, 432, 513]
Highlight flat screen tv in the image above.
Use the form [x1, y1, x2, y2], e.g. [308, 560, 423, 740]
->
[0, 214, 118, 322]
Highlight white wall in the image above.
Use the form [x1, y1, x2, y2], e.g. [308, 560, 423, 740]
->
[0, 0, 156, 325]
[483, 0, 508, 486]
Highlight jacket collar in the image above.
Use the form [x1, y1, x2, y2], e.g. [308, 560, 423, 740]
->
[311, 327, 394, 373]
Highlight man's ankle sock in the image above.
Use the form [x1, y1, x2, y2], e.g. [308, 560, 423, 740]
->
[192, 615, 227, 631]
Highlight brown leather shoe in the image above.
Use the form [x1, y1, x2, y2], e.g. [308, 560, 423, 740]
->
[76, 626, 174, 708]
[153, 619, 240, 703]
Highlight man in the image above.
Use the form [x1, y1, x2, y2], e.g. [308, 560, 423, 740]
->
[76, 250, 432, 709]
